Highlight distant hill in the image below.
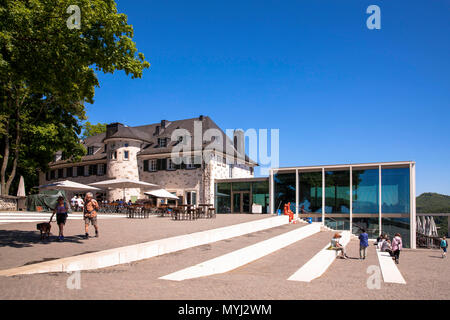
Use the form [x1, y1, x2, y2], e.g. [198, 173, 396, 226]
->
[417, 193, 450, 213]
[417, 192, 450, 237]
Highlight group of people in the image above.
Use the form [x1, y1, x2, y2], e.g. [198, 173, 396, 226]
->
[49, 192, 100, 241]
[331, 229, 449, 262]
[70, 195, 85, 212]
[328, 229, 404, 264]
[375, 233, 403, 264]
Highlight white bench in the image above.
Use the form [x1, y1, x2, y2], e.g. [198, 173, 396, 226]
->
[376, 249, 406, 284]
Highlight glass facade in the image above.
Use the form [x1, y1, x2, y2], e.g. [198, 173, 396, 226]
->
[215, 183, 231, 213]
[382, 168, 410, 214]
[274, 173, 296, 213]
[215, 180, 269, 214]
[381, 218, 410, 248]
[352, 169, 379, 214]
[252, 180, 270, 214]
[352, 217, 380, 239]
[298, 171, 322, 214]
[214, 163, 414, 248]
[325, 170, 350, 214]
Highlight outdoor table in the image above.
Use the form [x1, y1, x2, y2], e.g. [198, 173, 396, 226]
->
[197, 204, 212, 218]
[176, 205, 194, 220]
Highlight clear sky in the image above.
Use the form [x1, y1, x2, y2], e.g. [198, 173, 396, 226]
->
[85, 0, 450, 196]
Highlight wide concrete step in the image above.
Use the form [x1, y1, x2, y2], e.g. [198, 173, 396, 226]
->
[0, 215, 289, 276]
[216, 230, 335, 282]
[160, 223, 321, 281]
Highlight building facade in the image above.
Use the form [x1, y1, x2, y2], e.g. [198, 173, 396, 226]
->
[215, 161, 416, 248]
[40, 116, 257, 205]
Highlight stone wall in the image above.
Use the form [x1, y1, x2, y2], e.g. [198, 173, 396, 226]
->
[0, 196, 17, 211]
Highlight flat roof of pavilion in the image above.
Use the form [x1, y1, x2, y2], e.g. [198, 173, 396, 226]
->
[271, 160, 415, 172]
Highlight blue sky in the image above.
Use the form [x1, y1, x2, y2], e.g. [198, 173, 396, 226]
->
[86, 0, 450, 196]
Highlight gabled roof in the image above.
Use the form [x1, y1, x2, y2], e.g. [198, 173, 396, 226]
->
[51, 116, 257, 166]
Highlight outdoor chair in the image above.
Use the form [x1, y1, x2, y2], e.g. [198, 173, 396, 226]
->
[207, 207, 216, 219]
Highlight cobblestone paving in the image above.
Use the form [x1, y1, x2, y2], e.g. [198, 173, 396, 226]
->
[0, 214, 269, 269]
[0, 222, 449, 300]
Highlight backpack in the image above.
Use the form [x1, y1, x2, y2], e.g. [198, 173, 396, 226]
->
[441, 239, 448, 248]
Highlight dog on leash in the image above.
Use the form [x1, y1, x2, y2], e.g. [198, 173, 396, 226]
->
[37, 222, 51, 239]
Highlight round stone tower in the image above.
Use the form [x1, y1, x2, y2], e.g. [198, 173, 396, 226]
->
[104, 123, 143, 201]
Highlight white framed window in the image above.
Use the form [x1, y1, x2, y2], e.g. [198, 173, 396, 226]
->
[149, 159, 157, 172]
[124, 150, 129, 160]
[167, 158, 176, 170]
[110, 151, 117, 160]
[186, 191, 197, 206]
[87, 146, 95, 155]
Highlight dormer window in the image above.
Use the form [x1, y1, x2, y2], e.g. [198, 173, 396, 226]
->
[158, 138, 168, 148]
[87, 146, 95, 155]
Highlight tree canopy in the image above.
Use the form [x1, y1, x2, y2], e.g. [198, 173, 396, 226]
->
[81, 121, 107, 140]
[0, 0, 150, 195]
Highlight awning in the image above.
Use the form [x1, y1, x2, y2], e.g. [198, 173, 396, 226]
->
[38, 180, 101, 191]
[144, 189, 179, 200]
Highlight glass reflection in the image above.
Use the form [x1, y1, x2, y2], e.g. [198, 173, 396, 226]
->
[325, 170, 350, 213]
[298, 171, 322, 214]
[215, 183, 231, 213]
[352, 169, 379, 214]
[382, 168, 410, 214]
[274, 173, 296, 213]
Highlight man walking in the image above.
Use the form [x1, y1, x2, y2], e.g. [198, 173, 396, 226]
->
[83, 192, 99, 239]
[359, 228, 369, 260]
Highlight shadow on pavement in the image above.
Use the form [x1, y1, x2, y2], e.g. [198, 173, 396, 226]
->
[0, 230, 84, 248]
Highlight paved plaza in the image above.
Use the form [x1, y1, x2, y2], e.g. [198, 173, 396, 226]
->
[0, 213, 449, 300]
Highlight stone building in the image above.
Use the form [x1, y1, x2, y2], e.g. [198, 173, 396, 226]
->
[40, 116, 256, 205]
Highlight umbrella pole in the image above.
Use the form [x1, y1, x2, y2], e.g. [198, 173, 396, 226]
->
[123, 188, 126, 202]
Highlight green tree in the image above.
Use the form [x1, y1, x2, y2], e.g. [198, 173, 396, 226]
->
[0, 0, 150, 195]
[81, 121, 107, 140]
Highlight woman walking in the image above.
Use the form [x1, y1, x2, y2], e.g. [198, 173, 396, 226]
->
[49, 196, 69, 241]
[391, 233, 403, 264]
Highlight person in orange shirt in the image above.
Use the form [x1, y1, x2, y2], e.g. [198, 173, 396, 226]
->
[83, 192, 100, 239]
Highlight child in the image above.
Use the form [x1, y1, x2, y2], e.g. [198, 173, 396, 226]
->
[440, 236, 448, 258]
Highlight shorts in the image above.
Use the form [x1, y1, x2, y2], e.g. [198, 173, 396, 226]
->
[84, 215, 97, 226]
[442, 247, 447, 253]
[56, 214, 67, 225]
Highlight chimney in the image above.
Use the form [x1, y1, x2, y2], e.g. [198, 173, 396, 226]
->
[161, 120, 167, 128]
[106, 122, 124, 139]
[233, 129, 245, 162]
[199, 115, 204, 121]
